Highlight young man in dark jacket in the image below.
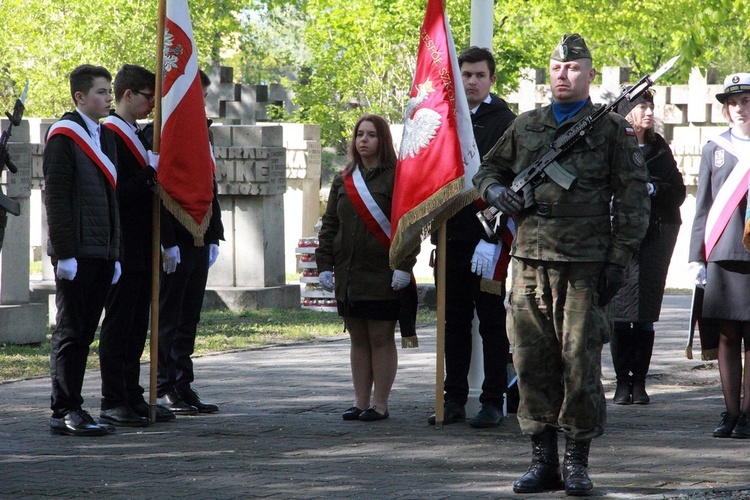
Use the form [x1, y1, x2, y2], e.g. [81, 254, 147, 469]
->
[44, 64, 121, 436]
[428, 47, 516, 428]
[153, 70, 225, 415]
[98, 64, 175, 427]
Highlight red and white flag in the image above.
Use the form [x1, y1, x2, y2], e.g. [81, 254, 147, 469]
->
[389, 0, 480, 267]
[159, 0, 215, 244]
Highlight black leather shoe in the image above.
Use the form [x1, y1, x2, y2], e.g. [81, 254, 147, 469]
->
[50, 410, 109, 437]
[99, 406, 150, 427]
[342, 407, 363, 421]
[157, 391, 199, 416]
[359, 406, 389, 421]
[713, 411, 740, 438]
[177, 388, 219, 413]
[469, 403, 503, 428]
[731, 413, 750, 439]
[427, 401, 465, 425]
[132, 401, 177, 422]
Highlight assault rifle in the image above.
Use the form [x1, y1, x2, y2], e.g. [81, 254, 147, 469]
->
[0, 81, 28, 217]
[476, 55, 680, 239]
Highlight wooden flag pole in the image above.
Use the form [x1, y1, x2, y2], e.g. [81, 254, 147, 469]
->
[148, 0, 166, 423]
[434, 222, 447, 428]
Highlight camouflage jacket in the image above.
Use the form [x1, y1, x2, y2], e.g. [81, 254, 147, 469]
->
[473, 100, 650, 267]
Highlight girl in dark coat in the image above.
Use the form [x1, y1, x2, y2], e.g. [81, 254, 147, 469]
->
[316, 115, 418, 422]
[611, 90, 686, 405]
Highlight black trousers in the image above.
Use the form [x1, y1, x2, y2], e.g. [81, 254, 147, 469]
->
[157, 244, 209, 395]
[50, 258, 114, 417]
[441, 240, 509, 407]
[99, 267, 152, 409]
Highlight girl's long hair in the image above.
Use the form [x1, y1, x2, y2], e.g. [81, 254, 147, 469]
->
[343, 114, 397, 177]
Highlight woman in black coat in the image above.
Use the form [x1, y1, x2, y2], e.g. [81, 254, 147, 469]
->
[611, 90, 686, 405]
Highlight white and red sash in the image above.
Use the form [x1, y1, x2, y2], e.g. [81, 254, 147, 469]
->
[704, 133, 750, 259]
[48, 120, 117, 188]
[343, 165, 392, 250]
[103, 115, 148, 168]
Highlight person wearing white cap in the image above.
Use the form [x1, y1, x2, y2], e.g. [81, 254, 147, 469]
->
[689, 72, 750, 440]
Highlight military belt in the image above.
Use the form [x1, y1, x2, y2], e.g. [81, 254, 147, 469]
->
[531, 202, 610, 218]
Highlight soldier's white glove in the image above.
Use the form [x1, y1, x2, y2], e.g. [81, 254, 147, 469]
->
[56, 258, 77, 281]
[208, 244, 220, 268]
[647, 182, 655, 195]
[147, 151, 159, 171]
[112, 261, 122, 284]
[471, 240, 496, 276]
[689, 261, 706, 289]
[319, 271, 334, 292]
[391, 270, 411, 291]
[162, 245, 181, 274]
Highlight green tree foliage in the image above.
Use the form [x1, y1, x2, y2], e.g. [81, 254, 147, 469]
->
[0, 0, 748, 151]
[0, 0, 243, 117]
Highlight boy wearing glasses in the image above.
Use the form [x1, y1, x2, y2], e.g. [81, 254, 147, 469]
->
[45, 64, 121, 436]
[98, 64, 171, 427]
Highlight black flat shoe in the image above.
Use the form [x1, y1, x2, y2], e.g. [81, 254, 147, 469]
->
[427, 401, 465, 425]
[156, 391, 199, 416]
[731, 413, 750, 439]
[177, 388, 219, 414]
[342, 407, 363, 421]
[131, 401, 177, 423]
[468, 403, 503, 428]
[713, 411, 740, 438]
[50, 410, 109, 437]
[359, 407, 389, 421]
[99, 406, 150, 427]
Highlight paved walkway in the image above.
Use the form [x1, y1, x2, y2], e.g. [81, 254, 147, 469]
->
[1, 295, 749, 499]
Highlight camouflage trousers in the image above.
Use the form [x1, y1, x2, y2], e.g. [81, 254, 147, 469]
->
[508, 258, 610, 441]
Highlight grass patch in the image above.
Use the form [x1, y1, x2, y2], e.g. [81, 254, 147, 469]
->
[0, 307, 437, 383]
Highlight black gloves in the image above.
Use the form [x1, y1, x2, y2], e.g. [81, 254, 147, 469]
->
[485, 183, 524, 217]
[597, 263, 625, 306]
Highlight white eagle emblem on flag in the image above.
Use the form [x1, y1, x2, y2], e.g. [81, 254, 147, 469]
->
[398, 79, 441, 160]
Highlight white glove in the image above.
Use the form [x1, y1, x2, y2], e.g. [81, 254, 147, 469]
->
[208, 243, 220, 268]
[111, 261, 122, 284]
[56, 258, 77, 281]
[647, 182, 655, 195]
[391, 269, 411, 291]
[471, 240, 497, 276]
[319, 270, 334, 292]
[147, 151, 159, 171]
[688, 261, 706, 289]
[162, 245, 181, 274]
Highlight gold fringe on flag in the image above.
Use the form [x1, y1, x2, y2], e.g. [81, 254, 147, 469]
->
[402, 336, 419, 348]
[389, 178, 478, 269]
[479, 277, 504, 296]
[743, 217, 750, 251]
[158, 184, 212, 247]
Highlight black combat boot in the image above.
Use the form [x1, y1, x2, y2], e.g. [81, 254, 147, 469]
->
[563, 437, 593, 496]
[609, 326, 632, 404]
[513, 427, 564, 494]
[630, 327, 655, 405]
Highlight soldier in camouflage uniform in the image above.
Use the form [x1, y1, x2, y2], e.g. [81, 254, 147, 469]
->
[473, 34, 650, 496]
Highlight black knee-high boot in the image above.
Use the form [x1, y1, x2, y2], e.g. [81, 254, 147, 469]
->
[631, 326, 655, 404]
[610, 325, 632, 404]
